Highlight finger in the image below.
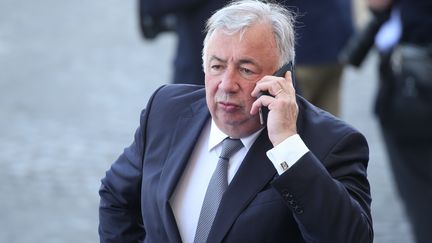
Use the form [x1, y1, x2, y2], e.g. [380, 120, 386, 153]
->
[251, 76, 272, 97]
[250, 94, 274, 115]
[251, 76, 286, 97]
[281, 71, 295, 95]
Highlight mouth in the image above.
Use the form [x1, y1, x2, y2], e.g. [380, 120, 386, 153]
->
[218, 101, 241, 112]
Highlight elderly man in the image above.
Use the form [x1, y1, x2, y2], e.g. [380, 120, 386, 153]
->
[99, 1, 373, 242]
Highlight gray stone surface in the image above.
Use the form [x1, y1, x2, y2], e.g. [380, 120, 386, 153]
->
[0, 0, 414, 242]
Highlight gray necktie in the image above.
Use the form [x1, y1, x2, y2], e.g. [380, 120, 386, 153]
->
[193, 138, 243, 243]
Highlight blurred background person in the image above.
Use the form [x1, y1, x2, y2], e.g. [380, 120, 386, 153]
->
[138, 0, 355, 117]
[139, 0, 226, 85]
[289, 0, 354, 117]
[373, 1, 432, 243]
[344, 0, 432, 242]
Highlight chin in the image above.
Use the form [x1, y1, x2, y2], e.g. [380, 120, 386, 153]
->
[220, 121, 262, 138]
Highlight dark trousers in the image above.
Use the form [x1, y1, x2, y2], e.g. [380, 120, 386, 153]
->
[380, 126, 432, 243]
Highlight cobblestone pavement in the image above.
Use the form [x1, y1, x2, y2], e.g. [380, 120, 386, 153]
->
[0, 0, 414, 242]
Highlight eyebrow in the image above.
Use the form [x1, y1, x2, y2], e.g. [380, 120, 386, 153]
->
[209, 55, 259, 67]
[209, 55, 226, 64]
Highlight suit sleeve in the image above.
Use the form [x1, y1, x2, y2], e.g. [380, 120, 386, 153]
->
[272, 131, 373, 243]
[98, 86, 164, 242]
[98, 110, 146, 242]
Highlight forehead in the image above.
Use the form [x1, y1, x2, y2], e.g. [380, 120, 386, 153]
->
[206, 23, 279, 64]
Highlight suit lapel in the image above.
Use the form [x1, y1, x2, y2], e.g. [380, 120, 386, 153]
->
[158, 97, 210, 242]
[208, 130, 277, 242]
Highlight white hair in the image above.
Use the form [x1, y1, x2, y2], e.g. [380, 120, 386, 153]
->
[202, 0, 296, 71]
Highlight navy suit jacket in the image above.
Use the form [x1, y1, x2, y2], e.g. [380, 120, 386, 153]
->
[99, 84, 373, 243]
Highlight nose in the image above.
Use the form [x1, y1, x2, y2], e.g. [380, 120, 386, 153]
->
[219, 67, 239, 92]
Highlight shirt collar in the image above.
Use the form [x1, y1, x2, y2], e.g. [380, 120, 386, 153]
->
[208, 119, 264, 152]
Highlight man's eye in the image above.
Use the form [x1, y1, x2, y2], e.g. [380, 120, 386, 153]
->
[211, 65, 222, 71]
[240, 67, 253, 75]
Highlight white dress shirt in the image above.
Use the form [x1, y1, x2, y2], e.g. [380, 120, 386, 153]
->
[170, 119, 309, 243]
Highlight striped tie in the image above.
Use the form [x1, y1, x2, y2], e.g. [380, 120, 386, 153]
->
[193, 138, 243, 243]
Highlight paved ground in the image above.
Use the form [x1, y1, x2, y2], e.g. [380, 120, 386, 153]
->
[0, 0, 414, 242]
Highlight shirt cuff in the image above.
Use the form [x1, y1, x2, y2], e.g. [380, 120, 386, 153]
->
[266, 134, 309, 175]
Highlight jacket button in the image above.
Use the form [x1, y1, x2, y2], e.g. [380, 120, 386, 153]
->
[282, 190, 291, 199]
[288, 198, 296, 205]
[294, 206, 304, 214]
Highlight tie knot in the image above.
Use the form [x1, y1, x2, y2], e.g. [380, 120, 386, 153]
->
[219, 138, 243, 161]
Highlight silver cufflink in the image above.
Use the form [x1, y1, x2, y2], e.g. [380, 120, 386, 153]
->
[280, 161, 289, 171]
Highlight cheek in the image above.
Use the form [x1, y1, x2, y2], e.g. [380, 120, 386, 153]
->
[205, 83, 217, 110]
[204, 77, 219, 96]
[242, 85, 257, 105]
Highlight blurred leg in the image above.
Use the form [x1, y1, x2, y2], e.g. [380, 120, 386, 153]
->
[295, 64, 343, 116]
[381, 127, 432, 243]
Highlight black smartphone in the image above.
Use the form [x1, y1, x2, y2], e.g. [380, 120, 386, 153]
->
[258, 62, 294, 125]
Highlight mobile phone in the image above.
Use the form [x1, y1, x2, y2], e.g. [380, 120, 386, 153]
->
[258, 62, 294, 125]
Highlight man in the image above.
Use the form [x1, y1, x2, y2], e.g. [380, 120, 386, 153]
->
[99, 1, 373, 242]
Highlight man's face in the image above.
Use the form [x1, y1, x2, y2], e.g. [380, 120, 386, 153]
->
[204, 23, 280, 138]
